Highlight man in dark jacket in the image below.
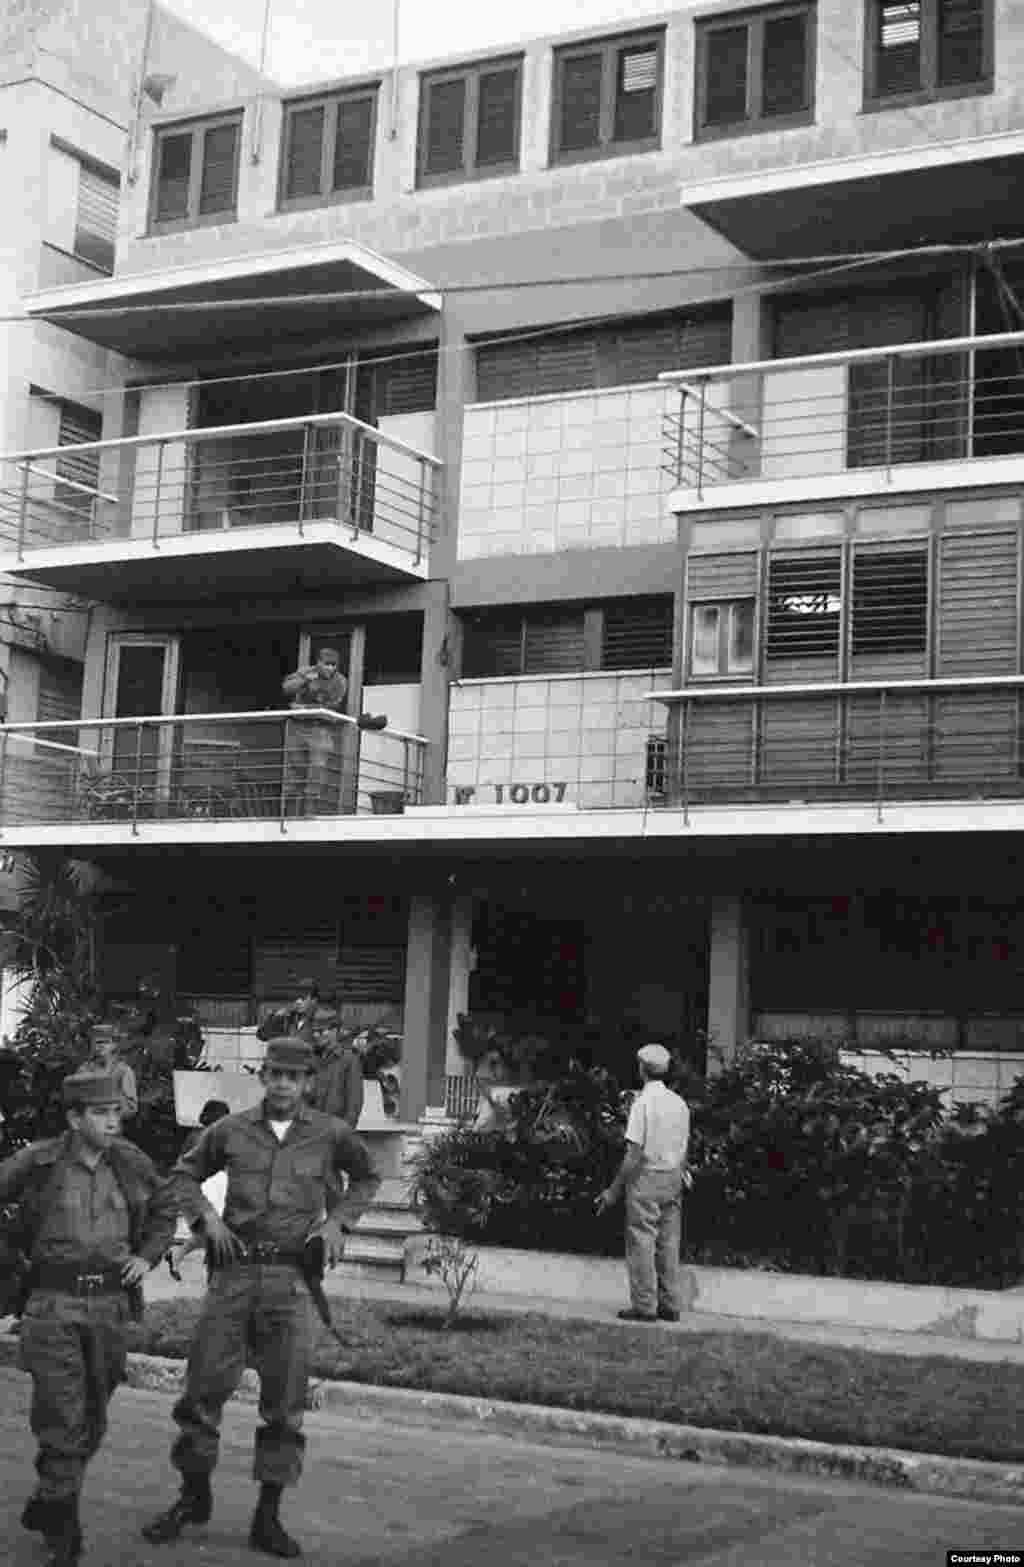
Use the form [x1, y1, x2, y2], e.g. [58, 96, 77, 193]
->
[142, 1036, 380, 1559]
[0, 1067, 177, 1566]
[311, 1023, 365, 1129]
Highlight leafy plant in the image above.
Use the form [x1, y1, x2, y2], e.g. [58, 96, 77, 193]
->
[419, 1234, 480, 1326]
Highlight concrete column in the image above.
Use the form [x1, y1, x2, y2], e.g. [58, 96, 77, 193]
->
[444, 895, 474, 1075]
[706, 893, 750, 1071]
[728, 290, 769, 481]
[400, 892, 453, 1119]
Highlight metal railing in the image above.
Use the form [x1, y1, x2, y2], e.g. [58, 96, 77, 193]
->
[0, 708, 427, 831]
[660, 329, 1024, 497]
[0, 411, 440, 565]
[647, 675, 1024, 815]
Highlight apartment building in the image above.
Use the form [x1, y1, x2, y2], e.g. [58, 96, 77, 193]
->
[0, 0, 1022, 1117]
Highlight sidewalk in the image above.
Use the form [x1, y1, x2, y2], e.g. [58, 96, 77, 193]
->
[144, 1250, 1024, 1365]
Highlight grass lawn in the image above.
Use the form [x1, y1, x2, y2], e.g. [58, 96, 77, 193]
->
[131, 1300, 1024, 1465]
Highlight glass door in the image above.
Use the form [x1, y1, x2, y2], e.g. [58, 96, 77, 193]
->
[103, 635, 181, 817]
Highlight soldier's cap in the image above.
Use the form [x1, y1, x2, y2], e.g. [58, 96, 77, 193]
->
[262, 1036, 317, 1073]
[637, 1043, 672, 1076]
[62, 1068, 123, 1108]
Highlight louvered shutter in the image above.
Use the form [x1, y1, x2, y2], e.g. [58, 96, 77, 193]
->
[424, 76, 466, 176]
[704, 25, 750, 126]
[461, 613, 524, 677]
[475, 339, 536, 402]
[523, 609, 585, 674]
[613, 42, 659, 143]
[875, 1, 922, 96]
[284, 104, 325, 200]
[850, 545, 928, 656]
[476, 65, 519, 168]
[765, 551, 842, 660]
[198, 122, 239, 216]
[75, 166, 118, 272]
[374, 350, 438, 417]
[558, 52, 603, 153]
[154, 131, 191, 222]
[938, 0, 985, 85]
[37, 658, 83, 726]
[601, 597, 674, 670]
[56, 403, 102, 505]
[336, 947, 406, 1003]
[333, 94, 374, 190]
[761, 13, 810, 117]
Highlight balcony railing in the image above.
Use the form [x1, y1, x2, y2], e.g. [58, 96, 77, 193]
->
[0, 709, 427, 831]
[648, 676, 1024, 813]
[661, 330, 1024, 502]
[0, 411, 439, 565]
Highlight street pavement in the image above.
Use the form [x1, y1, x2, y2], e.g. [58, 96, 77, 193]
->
[1, 1366, 1020, 1567]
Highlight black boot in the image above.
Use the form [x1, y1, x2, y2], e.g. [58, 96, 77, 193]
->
[249, 1483, 302, 1558]
[141, 1474, 213, 1543]
[41, 1496, 82, 1567]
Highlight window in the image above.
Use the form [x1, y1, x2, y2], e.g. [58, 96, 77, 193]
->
[689, 600, 756, 676]
[765, 554, 842, 660]
[47, 138, 118, 273]
[417, 56, 522, 186]
[150, 114, 241, 231]
[695, 4, 815, 139]
[475, 306, 732, 402]
[851, 547, 928, 655]
[279, 86, 377, 207]
[865, 0, 991, 104]
[601, 597, 674, 670]
[551, 30, 664, 163]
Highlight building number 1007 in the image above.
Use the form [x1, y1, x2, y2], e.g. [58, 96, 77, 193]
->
[453, 783, 568, 805]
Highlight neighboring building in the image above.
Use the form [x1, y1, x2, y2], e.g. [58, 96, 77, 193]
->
[0, 1, 1022, 1111]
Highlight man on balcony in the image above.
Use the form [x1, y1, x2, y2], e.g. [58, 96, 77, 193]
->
[281, 647, 347, 817]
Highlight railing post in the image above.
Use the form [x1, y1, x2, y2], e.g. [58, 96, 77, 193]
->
[297, 422, 311, 535]
[17, 462, 29, 561]
[131, 723, 143, 836]
[884, 354, 896, 479]
[696, 384, 707, 501]
[875, 688, 887, 822]
[352, 430, 364, 540]
[681, 698, 691, 827]
[675, 389, 687, 486]
[152, 440, 165, 548]
[414, 460, 426, 566]
[0, 728, 8, 828]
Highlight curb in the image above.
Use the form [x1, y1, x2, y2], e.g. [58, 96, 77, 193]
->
[1, 1334, 1020, 1507]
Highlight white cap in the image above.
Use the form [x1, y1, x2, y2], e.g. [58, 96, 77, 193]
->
[637, 1043, 671, 1075]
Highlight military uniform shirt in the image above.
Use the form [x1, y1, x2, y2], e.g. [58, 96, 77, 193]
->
[32, 1150, 133, 1265]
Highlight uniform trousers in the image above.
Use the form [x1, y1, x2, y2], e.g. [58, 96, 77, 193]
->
[171, 1263, 314, 1488]
[19, 1289, 129, 1500]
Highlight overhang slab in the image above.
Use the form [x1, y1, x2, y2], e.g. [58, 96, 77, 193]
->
[22, 239, 442, 360]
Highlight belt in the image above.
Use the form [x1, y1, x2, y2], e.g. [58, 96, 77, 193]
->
[29, 1262, 126, 1296]
[225, 1242, 305, 1268]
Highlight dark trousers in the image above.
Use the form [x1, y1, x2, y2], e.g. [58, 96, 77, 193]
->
[171, 1264, 314, 1488]
[19, 1291, 129, 1500]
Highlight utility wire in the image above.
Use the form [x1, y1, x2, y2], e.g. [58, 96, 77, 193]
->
[14, 238, 1023, 411]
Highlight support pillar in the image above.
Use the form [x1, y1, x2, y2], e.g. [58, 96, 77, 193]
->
[706, 893, 750, 1071]
[444, 895, 474, 1076]
[399, 891, 453, 1120]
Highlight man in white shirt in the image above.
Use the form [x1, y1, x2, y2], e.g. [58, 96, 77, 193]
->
[596, 1043, 690, 1323]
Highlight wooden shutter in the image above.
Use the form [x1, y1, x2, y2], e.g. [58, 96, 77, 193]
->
[336, 947, 406, 1003]
[154, 130, 191, 222]
[333, 94, 375, 190]
[37, 657, 83, 726]
[850, 544, 928, 657]
[523, 609, 585, 674]
[876, 0, 922, 96]
[938, 0, 986, 85]
[424, 76, 466, 176]
[284, 103, 325, 200]
[937, 530, 1019, 674]
[703, 25, 750, 126]
[198, 122, 239, 216]
[765, 550, 842, 661]
[476, 65, 519, 168]
[601, 597, 673, 669]
[461, 613, 524, 677]
[761, 12, 810, 117]
[687, 551, 759, 600]
[558, 52, 603, 153]
[75, 166, 118, 272]
[365, 349, 438, 418]
[56, 403, 102, 500]
[613, 41, 659, 142]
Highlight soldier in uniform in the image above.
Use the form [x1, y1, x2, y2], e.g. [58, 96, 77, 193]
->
[142, 1035, 380, 1559]
[0, 1067, 177, 1566]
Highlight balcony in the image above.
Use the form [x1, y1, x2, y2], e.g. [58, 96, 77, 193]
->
[662, 331, 1024, 514]
[0, 412, 440, 605]
[0, 709, 427, 840]
[650, 676, 1024, 813]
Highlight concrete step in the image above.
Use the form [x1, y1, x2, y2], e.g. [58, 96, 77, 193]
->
[353, 1209, 423, 1237]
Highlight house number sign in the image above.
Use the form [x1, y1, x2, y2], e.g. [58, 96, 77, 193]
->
[453, 783, 569, 805]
